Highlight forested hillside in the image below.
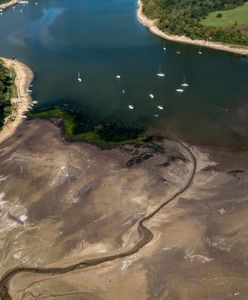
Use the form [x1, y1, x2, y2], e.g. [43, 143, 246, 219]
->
[142, 0, 248, 45]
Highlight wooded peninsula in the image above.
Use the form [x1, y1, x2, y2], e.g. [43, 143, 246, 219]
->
[142, 0, 248, 46]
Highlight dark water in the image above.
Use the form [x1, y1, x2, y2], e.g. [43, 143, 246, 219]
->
[0, 0, 248, 146]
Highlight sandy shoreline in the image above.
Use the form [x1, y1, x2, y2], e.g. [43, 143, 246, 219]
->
[0, 0, 20, 10]
[0, 58, 33, 144]
[137, 0, 248, 56]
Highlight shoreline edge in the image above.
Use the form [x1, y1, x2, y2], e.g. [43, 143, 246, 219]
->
[137, 0, 248, 56]
[0, 58, 33, 144]
[0, 0, 21, 10]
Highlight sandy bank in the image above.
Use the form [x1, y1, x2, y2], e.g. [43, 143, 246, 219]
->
[0, 58, 33, 144]
[137, 0, 248, 56]
[0, 0, 20, 10]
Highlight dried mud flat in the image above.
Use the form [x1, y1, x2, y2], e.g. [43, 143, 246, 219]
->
[0, 120, 248, 299]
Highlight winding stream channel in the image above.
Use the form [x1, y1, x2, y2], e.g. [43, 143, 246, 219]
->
[0, 141, 197, 299]
[0, 0, 247, 297]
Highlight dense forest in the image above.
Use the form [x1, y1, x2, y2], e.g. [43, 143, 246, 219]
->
[142, 0, 248, 45]
[0, 60, 14, 128]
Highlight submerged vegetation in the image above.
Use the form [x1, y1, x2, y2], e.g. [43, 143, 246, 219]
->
[0, 59, 16, 129]
[142, 0, 248, 46]
[28, 106, 162, 150]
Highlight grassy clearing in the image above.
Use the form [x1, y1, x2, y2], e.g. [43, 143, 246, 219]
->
[201, 2, 248, 27]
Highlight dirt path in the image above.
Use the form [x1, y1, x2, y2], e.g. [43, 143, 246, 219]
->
[0, 58, 33, 145]
[0, 140, 197, 299]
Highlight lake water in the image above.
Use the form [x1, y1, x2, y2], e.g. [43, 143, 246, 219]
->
[0, 0, 248, 146]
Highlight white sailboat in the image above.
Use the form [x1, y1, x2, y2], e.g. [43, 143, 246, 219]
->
[157, 106, 164, 110]
[181, 77, 189, 87]
[156, 65, 165, 77]
[128, 105, 134, 110]
[149, 93, 154, 99]
[116, 75, 121, 79]
[176, 88, 184, 93]
[77, 72, 82, 82]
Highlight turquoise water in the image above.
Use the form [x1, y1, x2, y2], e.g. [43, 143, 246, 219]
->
[0, 0, 248, 146]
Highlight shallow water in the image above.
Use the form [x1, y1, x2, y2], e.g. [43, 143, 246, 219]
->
[0, 0, 248, 146]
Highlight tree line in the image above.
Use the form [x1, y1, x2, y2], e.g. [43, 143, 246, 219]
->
[142, 0, 248, 46]
[0, 60, 13, 128]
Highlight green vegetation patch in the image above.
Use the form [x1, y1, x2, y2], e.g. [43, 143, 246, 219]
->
[28, 107, 162, 150]
[201, 2, 248, 27]
[0, 59, 16, 129]
[142, 0, 248, 45]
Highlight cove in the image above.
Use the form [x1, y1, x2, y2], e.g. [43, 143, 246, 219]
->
[0, 0, 247, 147]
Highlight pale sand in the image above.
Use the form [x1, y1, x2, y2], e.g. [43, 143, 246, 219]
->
[0, 0, 20, 10]
[0, 58, 33, 144]
[137, 0, 248, 56]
